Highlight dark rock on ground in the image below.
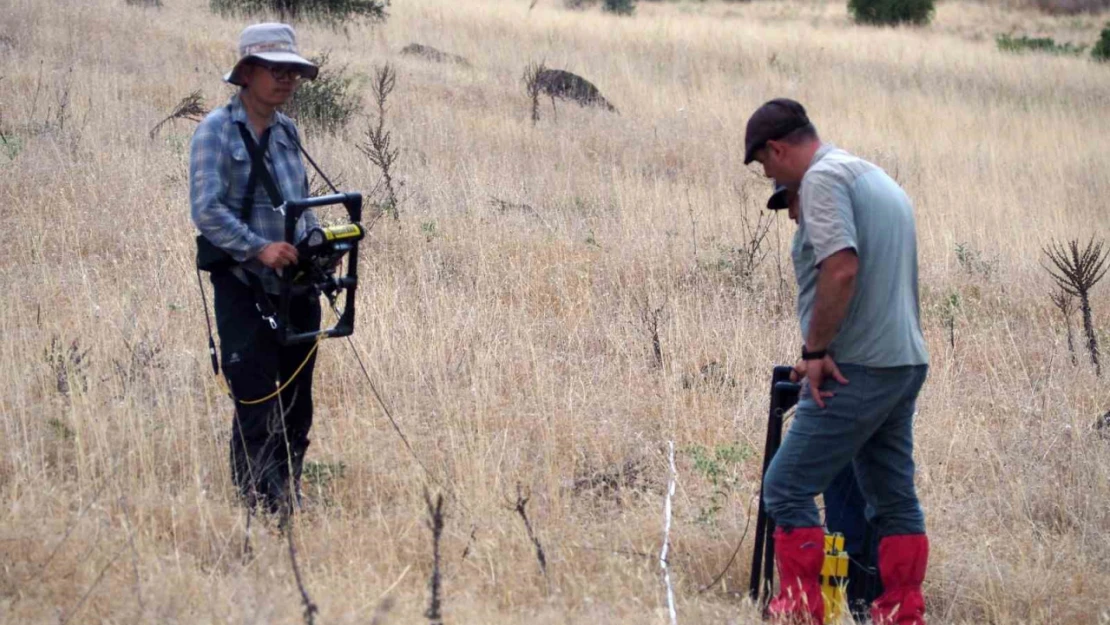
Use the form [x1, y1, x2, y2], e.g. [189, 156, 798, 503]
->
[535, 69, 618, 113]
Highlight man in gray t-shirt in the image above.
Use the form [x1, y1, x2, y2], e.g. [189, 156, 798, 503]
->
[744, 99, 930, 625]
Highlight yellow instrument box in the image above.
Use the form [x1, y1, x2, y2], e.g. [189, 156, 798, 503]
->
[821, 533, 849, 623]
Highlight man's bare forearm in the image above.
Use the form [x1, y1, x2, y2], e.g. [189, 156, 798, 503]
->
[805, 252, 858, 352]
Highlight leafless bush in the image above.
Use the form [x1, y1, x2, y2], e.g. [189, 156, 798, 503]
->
[1030, 0, 1110, 14]
[112, 335, 166, 395]
[44, 336, 90, 397]
[568, 457, 654, 506]
[358, 64, 400, 221]
[522, 61, 547, 125]
[1043, 237, 1109, 376]
[705, 207, 773, 292]
[149, 90, 207, 139]
[955, 242, 997, 280]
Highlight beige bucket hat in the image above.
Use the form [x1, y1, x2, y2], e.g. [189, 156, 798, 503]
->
[224, 23, 319, 86]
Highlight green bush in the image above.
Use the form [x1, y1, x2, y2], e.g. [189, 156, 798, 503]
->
[1094, 24, 1110, 61]
[848, 0, 934, 26]
[210, 0, 387, 26]
[282, 53, 359, 135]
[996, 33, 1087, 55]
[602, 0, 635, 15]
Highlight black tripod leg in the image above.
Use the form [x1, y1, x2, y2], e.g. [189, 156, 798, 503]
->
[749, 412, 776, 599]
[750, 367, 797, 605]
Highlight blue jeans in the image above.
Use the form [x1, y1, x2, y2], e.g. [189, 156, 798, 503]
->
[764, 364, 928, 537]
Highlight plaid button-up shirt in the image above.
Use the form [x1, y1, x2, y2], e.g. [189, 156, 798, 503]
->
[190, 93, 318, 293]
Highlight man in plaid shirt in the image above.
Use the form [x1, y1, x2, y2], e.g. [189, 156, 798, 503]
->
[190, 23, 322, 515]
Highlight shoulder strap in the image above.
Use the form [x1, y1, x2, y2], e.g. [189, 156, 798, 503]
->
[235, 123, 285, 217]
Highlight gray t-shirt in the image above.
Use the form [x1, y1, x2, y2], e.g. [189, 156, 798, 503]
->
[793, 144, 929, 367]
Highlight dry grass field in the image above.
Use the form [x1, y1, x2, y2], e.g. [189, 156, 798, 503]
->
[2, 0, 1110, 623]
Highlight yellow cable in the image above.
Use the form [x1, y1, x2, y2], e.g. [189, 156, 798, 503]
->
[237, 334, 323, 406]
[209, 297, 338, 405]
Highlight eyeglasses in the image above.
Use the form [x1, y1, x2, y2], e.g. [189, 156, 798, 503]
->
[252, 62, 305, 82]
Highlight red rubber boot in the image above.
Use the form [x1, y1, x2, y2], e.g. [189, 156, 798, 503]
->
[871, 534, 929, 625]
[768, 526, 825, 625]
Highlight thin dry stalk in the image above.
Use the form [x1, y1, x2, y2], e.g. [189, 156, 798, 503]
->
[0, 78, 13, 158]
[686, 187, 698, 270]
[639, 293, 669, 369]
[512, 484, 548, 583]
[359, 64, 400, 221]
[1050, 286, 1079, 366]
[460, 525, 477, 560]
[119, 497, 144, 621]
[424, 490, 446, 625]
[659, 441, 678, 625]
[149, 90, 207, 139]
[282, 508, 319, 625]
[737, 208, 773, 291]
[60, 543, 127, 625]
[242, 507, 254, 562]
[28, 468, 115, 585]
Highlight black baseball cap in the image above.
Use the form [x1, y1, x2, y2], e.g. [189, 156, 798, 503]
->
[767, 182, 790, 210]
[743, 98, 812, 165]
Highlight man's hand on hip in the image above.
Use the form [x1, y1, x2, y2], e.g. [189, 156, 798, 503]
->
[804, 355, 849, 409]
[258, 242, 299, 270]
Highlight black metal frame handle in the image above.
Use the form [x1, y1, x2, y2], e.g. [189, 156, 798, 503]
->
[749, 365, 802, 609]
[279, 192, 363, 345]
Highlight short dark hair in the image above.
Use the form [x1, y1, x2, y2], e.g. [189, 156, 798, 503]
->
[777, 123, 819, 146]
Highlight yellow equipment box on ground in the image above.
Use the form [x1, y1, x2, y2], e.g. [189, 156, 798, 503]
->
[822, 533, 850, 623]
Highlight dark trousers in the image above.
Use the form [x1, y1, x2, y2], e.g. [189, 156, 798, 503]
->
[825, 464, 883, 617]
[212, 271, 321, 514]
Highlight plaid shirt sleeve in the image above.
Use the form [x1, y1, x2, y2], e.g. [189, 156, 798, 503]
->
[190, 108, 270, 263]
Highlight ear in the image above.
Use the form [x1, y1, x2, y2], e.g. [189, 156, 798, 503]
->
[238, 64, 256, 87]
[766, 139, 787, 161]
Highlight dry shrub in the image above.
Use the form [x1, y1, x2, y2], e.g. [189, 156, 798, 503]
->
[1029, 0, 1110, 14]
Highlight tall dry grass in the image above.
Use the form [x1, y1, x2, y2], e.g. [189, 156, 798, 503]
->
[1, 0, 1109, 623]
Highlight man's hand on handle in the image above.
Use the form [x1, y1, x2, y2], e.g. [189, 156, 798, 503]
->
[790, 355, 849, 409]
[258, 242, 299, 270]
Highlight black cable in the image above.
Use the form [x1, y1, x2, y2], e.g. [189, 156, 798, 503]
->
[196, 268, 221, 377]
[283, 126, 339, 195]
[338, 317, 473, 517]
[700, 492, 757, 593]
[286, 141, 470, 515]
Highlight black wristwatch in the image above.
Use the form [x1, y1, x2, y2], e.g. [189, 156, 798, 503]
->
[801, 345, 827, 361]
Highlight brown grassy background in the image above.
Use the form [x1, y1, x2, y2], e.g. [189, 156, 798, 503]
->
[1, 0, 1109, 623]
